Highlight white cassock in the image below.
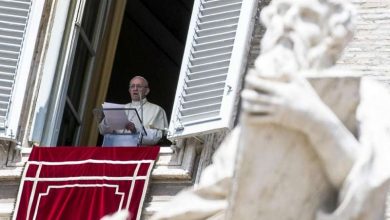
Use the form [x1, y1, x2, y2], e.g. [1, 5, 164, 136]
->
[99, 98, 168, 146]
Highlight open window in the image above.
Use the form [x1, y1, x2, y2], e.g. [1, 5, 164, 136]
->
[104, 0, 194, 144]
[31, 0, 257, 147]
[105, 0, 257, 143]
[0, 0, 44, 140]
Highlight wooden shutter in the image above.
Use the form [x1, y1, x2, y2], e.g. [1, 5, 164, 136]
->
[168, 0, 257, 140]
[0, 0, 44, 139]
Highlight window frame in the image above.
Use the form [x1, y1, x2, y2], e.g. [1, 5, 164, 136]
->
[28, 0, 73, 144]
[34, 0, 109, 146]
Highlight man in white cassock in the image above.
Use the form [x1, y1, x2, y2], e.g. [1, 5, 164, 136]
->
[99, 75, 168, 146]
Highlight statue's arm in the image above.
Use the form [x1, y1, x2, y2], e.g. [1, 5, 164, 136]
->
[301, 105, 360, 188]
[241, 69, 360, 188]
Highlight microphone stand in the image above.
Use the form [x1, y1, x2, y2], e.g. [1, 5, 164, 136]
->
[137, 88, 144, 146]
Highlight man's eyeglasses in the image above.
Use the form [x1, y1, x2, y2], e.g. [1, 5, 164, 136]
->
[129, 84, 148, 89]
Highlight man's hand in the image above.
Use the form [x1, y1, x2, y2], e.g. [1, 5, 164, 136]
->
[125, 122, 137, 133]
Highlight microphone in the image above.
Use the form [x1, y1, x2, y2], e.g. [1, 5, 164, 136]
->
[138, 88, 144, 126]
[136, 89, 144, 147]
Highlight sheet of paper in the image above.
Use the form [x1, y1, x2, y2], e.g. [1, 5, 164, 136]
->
[102, 102, 125, 109]
[102, 102, 129, 130]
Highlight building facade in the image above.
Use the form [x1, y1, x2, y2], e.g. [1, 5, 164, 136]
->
[0, 0, 389, 218]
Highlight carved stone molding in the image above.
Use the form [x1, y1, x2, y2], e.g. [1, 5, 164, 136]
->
[152, 138, 198, 180]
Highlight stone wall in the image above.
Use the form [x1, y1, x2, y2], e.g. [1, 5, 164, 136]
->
[247, 0, 271, 67]
[338, 1, 390, 80]
[250, 0, 390, 83]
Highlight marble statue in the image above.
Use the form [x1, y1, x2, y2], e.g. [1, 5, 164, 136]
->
[152, 0, 390, 219]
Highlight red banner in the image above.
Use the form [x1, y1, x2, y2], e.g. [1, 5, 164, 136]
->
[14, 146, 159, 220]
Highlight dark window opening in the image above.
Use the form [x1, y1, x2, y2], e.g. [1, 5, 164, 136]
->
[106, 0, 194, 123]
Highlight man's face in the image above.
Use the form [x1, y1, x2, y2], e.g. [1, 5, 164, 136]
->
[129, 77, 149, 101]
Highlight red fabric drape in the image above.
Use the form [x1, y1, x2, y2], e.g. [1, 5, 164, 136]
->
[14, 146, 159, 220]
